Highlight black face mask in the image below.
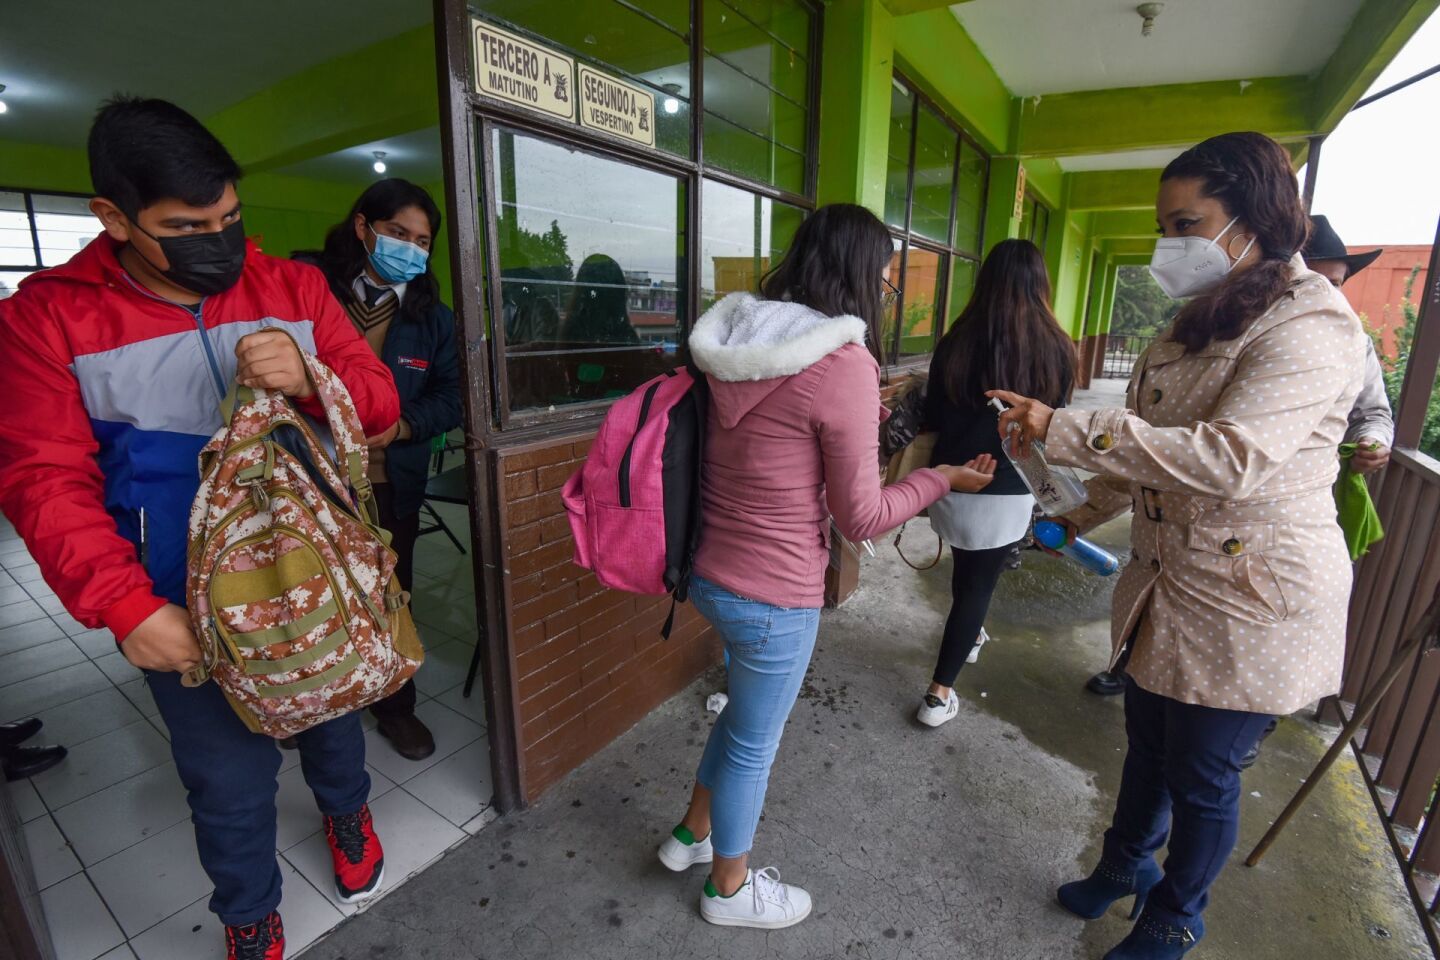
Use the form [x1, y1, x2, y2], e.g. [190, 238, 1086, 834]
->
[132, 218, 247, 296]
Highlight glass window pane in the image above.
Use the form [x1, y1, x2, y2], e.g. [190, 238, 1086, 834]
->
[702, 53, 808, 155]
[884, 83, 914, 229]
[702, 0, 814, 192]
[717, 0, 811, 54]
[898, 246, 943, 359]
[909, 104, 956, 245]
[0, 192, 37, 269]
[33, 194, 95, 267]
[948, 256, 978, 329]
[490, 127, 685, 413]
[700, 178, 804, 311]
[703, 113, 806, 195]
[475, 5, 691, 157]
[955, 144, 987, 255]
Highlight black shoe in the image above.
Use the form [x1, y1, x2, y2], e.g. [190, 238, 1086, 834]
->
[376, 714, 436, 761]
[3, 744, 67, 781]
[278, 737, 298, 750]
[0, 718, 42, 748]
[1087, 670, 1126, 697]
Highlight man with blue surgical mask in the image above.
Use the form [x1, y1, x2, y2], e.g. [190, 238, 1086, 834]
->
[296, 179, 463, 761]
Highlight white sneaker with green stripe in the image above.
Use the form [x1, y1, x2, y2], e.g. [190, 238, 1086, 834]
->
[657, 824, 713, 871]
[701, 867, 812, 929]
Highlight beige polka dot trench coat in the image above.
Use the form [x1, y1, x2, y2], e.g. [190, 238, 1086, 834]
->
[1049, 258, 1367, 716]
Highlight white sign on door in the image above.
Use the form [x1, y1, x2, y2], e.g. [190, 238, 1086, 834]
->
[578, 65, 656, 148]
[473, 19, 575, 121]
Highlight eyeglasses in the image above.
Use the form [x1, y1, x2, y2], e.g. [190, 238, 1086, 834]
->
[881, 276, 900, 314]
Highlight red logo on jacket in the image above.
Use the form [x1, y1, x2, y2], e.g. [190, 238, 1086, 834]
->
[398, 356, 429, 371]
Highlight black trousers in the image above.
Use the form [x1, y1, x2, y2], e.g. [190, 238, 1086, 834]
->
[931, 543, 1013, 687]
[371, 482, 420, 720]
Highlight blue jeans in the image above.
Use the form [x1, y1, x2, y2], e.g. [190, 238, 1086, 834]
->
[1103, 677, 1274, 923]
[147, 670, 370, 925]
[691, 576, 820, 859]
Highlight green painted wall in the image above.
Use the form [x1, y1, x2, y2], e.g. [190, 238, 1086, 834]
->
[816, 0, 896, 211]
[891, 8, 1012, 155]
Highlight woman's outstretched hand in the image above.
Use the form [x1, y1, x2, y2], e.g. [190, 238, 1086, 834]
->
[987, 390, 1055, 460]
[936, 454, 997, 492]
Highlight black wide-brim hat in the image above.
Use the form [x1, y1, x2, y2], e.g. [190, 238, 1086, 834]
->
[1305, 215, 1382, 276]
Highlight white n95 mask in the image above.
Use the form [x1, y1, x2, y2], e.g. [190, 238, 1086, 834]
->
[1149, 217, 1255, 299]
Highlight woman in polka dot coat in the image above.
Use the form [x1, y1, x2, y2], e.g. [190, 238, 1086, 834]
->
[991, 133, 1366, 959]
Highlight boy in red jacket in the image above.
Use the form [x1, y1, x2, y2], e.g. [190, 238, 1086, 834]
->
[0, 97, 401, 960]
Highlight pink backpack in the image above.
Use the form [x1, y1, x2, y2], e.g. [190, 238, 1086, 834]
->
[562, 366, 707, 630]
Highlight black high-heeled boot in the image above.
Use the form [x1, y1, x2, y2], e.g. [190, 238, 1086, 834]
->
[1103, 907, 1204, 959]
[1057, 857, 1162, 921]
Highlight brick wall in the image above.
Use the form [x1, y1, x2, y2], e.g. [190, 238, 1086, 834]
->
[496, 434, 719, 801]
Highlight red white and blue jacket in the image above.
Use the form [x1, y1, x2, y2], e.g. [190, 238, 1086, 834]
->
[0, 234, 400, 642]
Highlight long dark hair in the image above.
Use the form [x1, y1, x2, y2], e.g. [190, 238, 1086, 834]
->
[563, 254, 638, 344]
[1161, 132, 1309, 352]
[314, 178, 442, 325]
[760, 203, 893, 361]
[934, 239, 1075, 408]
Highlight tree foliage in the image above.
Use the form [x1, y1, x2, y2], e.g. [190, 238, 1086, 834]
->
[1110, 265, 1181, 339]
[1376, 265, 1440, 460]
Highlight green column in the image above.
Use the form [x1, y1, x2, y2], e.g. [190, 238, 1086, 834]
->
[982, 157, 1022, 254]
[815, 0, 894, 212]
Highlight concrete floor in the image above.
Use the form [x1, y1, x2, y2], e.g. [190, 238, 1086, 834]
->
[307, 381, 1426, 960]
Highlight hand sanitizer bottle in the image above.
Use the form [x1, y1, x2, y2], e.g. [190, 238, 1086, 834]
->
[988, 397, 1088, 516]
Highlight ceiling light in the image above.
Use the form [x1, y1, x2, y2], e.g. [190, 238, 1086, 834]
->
[1136, 3, 1164, 37]
[662, 83, 681, 116]
[0, 84, 8, 114]
[372, 151, 387, 174]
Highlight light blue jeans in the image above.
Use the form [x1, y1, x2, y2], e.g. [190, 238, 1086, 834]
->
[690, 575, 820, 859]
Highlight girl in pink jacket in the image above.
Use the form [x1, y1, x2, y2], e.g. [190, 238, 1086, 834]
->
[653, 204, 995, 929]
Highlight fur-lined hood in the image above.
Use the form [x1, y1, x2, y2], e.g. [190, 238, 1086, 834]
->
[688, 293, 871, 429]
[689, 293, 867, 382]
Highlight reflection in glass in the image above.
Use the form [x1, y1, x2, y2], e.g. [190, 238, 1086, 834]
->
[898, 246, 943, 358]
[909, 104, 956, 245]
[700, 178, 804, 311]
[702, 0, 813, 194]
[490, 128, 685, 413]
[884, 82, 913, 229]
[955, 145, 987, 255]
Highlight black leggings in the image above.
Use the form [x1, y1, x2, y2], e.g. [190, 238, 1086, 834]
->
[932, 544, 1012, 687]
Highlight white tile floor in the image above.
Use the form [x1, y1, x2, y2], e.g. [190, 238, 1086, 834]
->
[0, 502, 494, 959]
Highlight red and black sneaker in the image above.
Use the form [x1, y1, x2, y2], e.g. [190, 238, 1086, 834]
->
[324, 803, 384, 903]
[225, 910, 284, 960]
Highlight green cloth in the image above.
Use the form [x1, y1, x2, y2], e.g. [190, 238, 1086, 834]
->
[1334, 442, 1385, 561]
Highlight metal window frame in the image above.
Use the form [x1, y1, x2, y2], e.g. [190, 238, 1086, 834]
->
[467, 0, 822, 431]
[885, 70, 990, 370]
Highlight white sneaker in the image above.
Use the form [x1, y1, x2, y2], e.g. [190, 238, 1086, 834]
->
[917, 689, 959, 727]
[700, 867, 812, 929]
[966, 627, 992, 664]
[658, 826, 713, 871]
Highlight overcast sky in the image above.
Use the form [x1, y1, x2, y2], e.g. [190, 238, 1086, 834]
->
[1310, 8, 1440, 245]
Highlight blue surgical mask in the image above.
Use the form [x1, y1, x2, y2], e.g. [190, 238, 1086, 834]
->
[367, 223, 429, 284]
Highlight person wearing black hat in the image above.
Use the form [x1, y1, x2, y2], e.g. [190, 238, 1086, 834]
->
[1, 718, 67, 782]
[1304, 215, 1392, 475]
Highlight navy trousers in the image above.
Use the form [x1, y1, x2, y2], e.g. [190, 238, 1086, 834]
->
[146, 670, 370, 925]
[1103, 677, 1274, 923]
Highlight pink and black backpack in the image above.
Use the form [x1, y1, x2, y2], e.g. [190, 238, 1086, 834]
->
[562, 365, 707, 635]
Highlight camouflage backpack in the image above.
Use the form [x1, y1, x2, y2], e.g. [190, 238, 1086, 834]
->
[185, 346, 423, 738]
